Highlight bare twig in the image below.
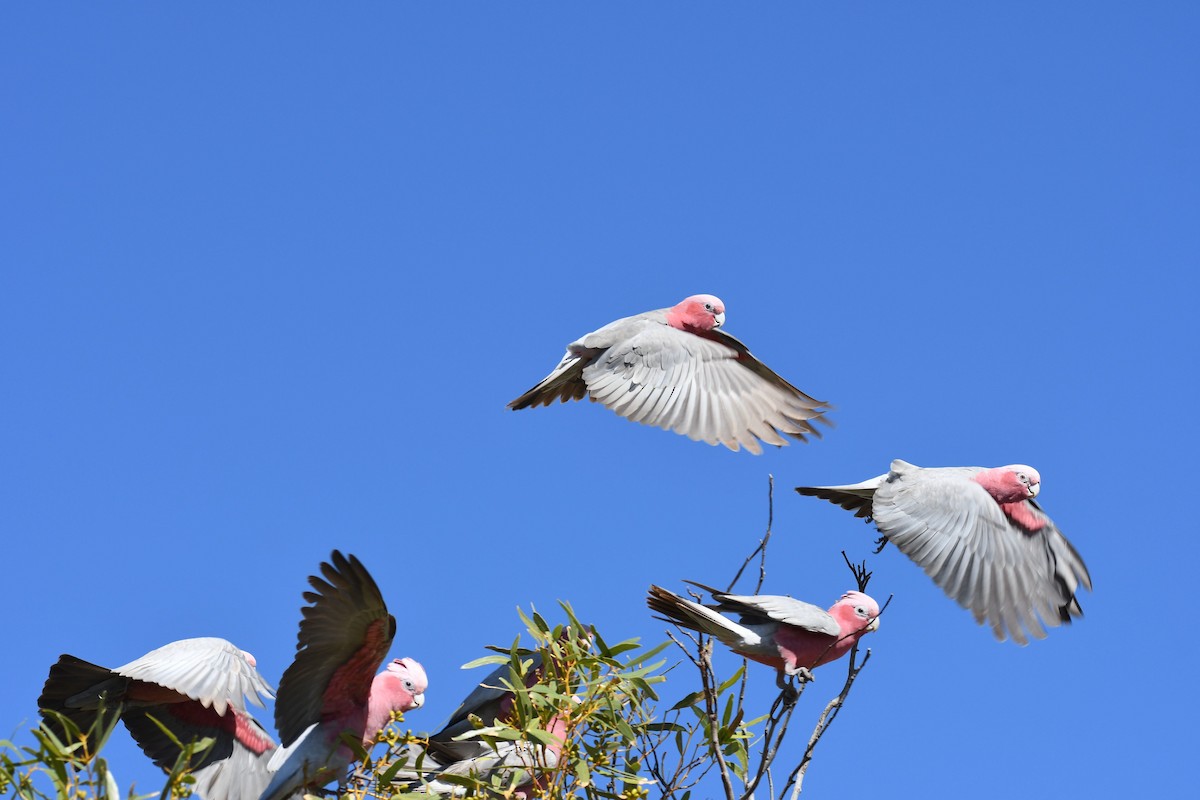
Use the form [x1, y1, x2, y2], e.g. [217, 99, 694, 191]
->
[736, 684, 800, 800]
[784, 646, 872, 799]
[726, 475, 775, 593]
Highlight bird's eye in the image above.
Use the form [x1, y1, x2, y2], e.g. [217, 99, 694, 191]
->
[704, 303, 713, 312]
[856, 606, 867, 616]
[404, 680, 414, 690]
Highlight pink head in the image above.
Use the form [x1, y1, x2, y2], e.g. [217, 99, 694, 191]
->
[665, 294, 726, 332]
[375, 657, 428, 713]
[829, 591, 881, 637]
[974, 465, 1041, 504]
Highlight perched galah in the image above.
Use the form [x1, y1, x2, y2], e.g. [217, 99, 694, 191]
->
[399, 656, 567, 796]
[258, 552, 428, 800]
[796, 459, 1092, 645]
[410, 716, 569, 797]
[508, 294, 831, 454]
[647, 582, 880, 686]
[38, 637, 277, 800]
[424, 654, 546, 765]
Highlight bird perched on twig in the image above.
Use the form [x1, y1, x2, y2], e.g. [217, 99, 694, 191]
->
[648, 581, 880, 689]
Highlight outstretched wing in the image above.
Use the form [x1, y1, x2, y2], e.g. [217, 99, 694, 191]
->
[115, 638, 275, 717]
[872, 463, 1090, 645]
[582, 325, 830, 454]
[274, 551, 396, 746]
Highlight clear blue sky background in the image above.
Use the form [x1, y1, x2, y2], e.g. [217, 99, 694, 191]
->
[3, 4, 1196, 798]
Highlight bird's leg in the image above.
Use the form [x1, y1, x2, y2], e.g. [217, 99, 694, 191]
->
[873, 534, 890, 555]
[776, 669, 809, 707]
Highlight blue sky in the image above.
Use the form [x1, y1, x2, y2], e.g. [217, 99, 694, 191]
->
[2, 3, 1196, 798]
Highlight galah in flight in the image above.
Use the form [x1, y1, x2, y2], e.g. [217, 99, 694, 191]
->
[795, 459, 1092, 645]
[259, 551, 428, 800]
[508, 294, 831, 454]
[647, 582, 880, 687]
[38, 637, 278, 800]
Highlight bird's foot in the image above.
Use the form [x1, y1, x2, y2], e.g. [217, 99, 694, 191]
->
[873, 535, 890, 555]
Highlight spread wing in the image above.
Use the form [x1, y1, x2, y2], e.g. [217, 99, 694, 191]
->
[274, 551, 396, 746]
[581, 325, 831, 454]
[872, 464, 1090, 645]
[115, 638, 274, 717]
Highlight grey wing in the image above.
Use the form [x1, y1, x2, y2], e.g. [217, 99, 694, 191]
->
[1027, 498, 1093, 620]
[581, 325, 831, 454]
[274, 551, 396, 746]
[416, 740, 558, 795]
[712, 593, 841, 637]
[427, 654, 544, 763]
[872, 468, 1079, 645]
[115, 638, 275, 716]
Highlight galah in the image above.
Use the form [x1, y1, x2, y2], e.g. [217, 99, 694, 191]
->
[37, 637, 277, 800]
[424, 654, 546, 765]
[399, 656, 567, 796]
[508, 294, 831, 454]
[258, 552, 428, 800]
[647, 582, 880, 686]
[409, 716, 569, 797]
[795, 459, 1092, 645]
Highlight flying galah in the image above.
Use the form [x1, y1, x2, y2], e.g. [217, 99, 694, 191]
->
[795, 459, 1092, 645]
[508, 294, 831, 454]
[258, 552, 428, 800]
[37, 637, 277, 800]
[647, 582, 880, 685]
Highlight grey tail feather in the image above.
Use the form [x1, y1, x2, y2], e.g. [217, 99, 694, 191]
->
[794, 485, 875, 519]
[508, 356, 588, 410]
[646, 585, 706, 633]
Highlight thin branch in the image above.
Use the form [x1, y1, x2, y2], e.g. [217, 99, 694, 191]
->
[783, 646, 873, 800]
[726, 475, 775, 593]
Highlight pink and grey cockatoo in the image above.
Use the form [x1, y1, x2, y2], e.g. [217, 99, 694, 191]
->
[410, 716, 568, 797]
[508, 294, 831, 454]
[400, 655, 567, 796]
[258, 551, 428, 800]
[647, 582, 880, 687]
[38, 637, 278, 800]
[795, 460, 1092, 645]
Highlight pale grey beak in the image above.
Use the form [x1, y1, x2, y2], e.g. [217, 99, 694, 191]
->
[714, 311, 726, 328]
